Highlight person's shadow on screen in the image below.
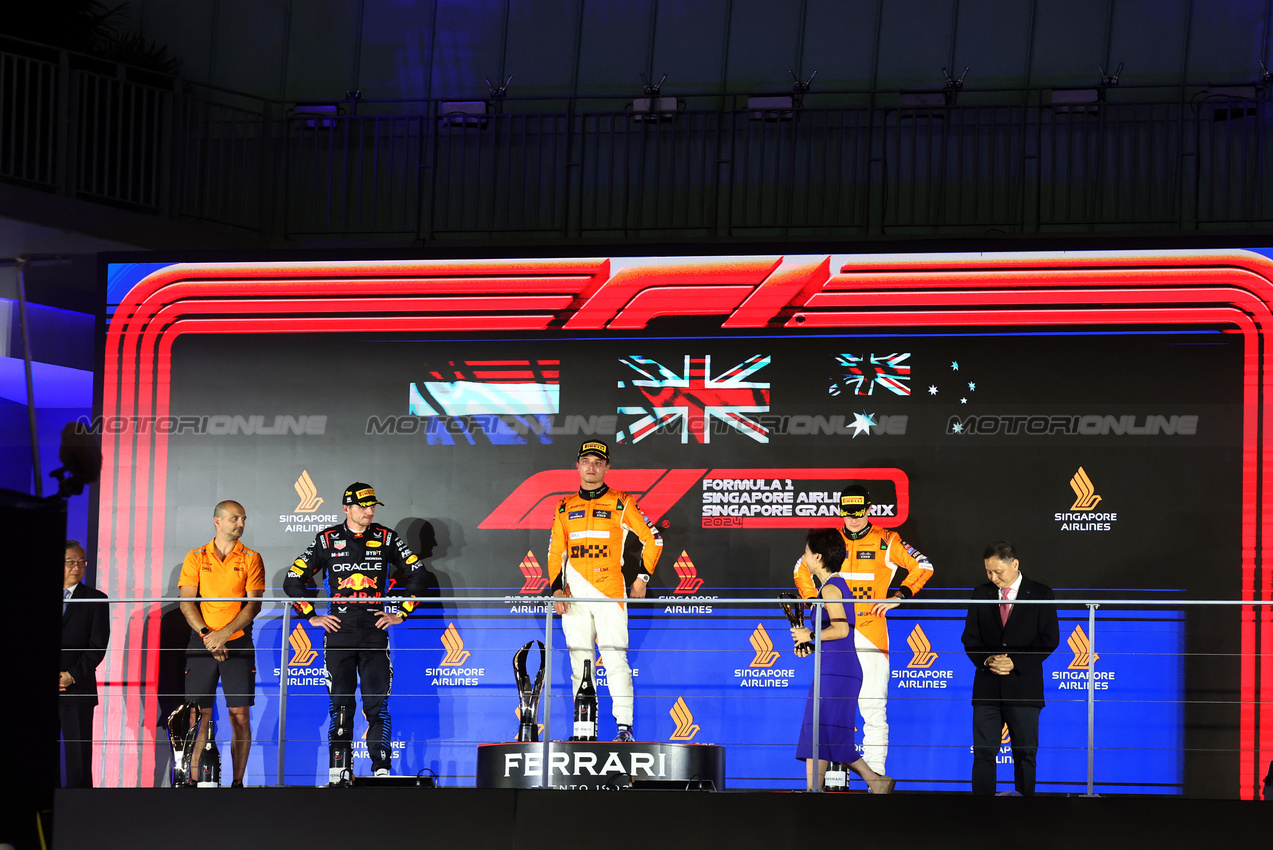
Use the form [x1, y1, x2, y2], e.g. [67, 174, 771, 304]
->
[390, 518, 463, 779]
[153, 566, 192, 787]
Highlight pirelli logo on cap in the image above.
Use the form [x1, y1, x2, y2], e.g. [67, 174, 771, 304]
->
[356, 488, 374, 500]
[841, 495, 865, 508]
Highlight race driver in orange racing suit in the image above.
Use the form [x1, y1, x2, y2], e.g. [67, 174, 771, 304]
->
[793, 484, 933, 774]
[549, 440, 663, 742]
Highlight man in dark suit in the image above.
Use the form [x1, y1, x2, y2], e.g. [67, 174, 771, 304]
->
[60, 540, 110, 788]
[961, 541, 1059, 796]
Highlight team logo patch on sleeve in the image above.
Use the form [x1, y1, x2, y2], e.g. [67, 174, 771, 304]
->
[405, 554, 419, 565]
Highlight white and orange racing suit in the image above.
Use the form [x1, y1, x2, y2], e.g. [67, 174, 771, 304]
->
[793, 523, 933, 772]
[548, 484, 662, 728]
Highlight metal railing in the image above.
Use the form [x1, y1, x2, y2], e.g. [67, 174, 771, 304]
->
[9, 40, 1273, 243]
[62, 594, 1265, 795]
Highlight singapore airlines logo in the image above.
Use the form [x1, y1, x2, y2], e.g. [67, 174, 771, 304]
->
[1067, 625, 1100, 669]
[1069, 467, 1102, 511]
[294, 470, 325, 513]
[440, 623, 471, 666]
[517, 551, 549, 594]
[748, 624, 780, 668]
[1001, 724, 1011, 745]
[673, 551, 704, 594]
[905, 625, 938, 669]
[287, 624, 318, 667]
[669, 697, 700, 741]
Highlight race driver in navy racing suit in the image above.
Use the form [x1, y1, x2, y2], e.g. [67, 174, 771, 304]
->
[284, 482, 426, 782]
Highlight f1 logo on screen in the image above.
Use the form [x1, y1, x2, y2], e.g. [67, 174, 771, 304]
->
[480, 467, 909, 530]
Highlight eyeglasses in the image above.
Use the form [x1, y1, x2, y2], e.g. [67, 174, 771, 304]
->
[65, 559, 88, 566]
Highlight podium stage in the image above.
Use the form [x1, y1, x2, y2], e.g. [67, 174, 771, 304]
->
[476, 740, 726, 789]
[53, 788, 1272, 849]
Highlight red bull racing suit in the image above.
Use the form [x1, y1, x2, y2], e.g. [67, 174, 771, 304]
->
[284, 522, 425, 772]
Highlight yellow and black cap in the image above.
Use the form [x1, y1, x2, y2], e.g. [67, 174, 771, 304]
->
[343, 482, 385, 507]
[578, 440, 610, 461]
[839, 484, 871, 518]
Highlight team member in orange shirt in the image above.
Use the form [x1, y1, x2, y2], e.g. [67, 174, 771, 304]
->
[178, 500, 265, 786]
[549, 440, 662, 741]
[793, 484, 933, 774]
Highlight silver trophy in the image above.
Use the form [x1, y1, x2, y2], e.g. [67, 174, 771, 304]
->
[513, 640, 546, 742]
[779, 592, 814, 657]
[165, 701, 202, 787]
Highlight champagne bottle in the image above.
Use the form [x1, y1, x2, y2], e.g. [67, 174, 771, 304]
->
[196, 719, 221, 787]
[572, 659, 599, 741]
[824, 761, 847, 791]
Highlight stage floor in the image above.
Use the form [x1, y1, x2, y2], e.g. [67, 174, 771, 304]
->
[53, 787, 1271, 849]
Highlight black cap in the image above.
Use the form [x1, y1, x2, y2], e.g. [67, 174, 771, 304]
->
[578, 440, 610, 461]
[839, 484, 871, 518]
[343, 482, 385, 506]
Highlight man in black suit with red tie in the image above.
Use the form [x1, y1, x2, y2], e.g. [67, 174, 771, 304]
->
[60, 541, 110, 788]
[961, 541, 1059, 796]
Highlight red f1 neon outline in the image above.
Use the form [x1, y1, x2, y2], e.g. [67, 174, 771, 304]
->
[479, 467, 910, 530]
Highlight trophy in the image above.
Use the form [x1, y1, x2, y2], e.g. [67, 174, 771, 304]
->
[330, 705, 352, 786]
[779, 592, 814, 657]
[165, 701, 202, 787]
[513, 640, 546, 742]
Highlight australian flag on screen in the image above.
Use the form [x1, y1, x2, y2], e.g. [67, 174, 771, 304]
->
[616, 354, 771, 444]
[408, 360, 559, 445]
[829, 353, 911, 397]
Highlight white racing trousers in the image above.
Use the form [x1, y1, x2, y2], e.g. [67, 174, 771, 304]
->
[561, 566, 633, 728]
[855, 629, 890, 773]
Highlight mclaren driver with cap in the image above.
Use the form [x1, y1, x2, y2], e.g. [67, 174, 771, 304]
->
[285, 482, 426, 781]
[550, 440, 663, 742]
[792, 484, 934, 776]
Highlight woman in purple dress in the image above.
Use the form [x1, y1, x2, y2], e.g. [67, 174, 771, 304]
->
[793, 528, 895, 793]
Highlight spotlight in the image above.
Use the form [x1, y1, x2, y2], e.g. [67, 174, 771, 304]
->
[631, 74, 680, 122]
[900, 66, 968, 108]
[440, 75, 511, 129]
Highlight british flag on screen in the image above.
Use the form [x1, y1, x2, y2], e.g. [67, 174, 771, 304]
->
[616, 354, 771, 444]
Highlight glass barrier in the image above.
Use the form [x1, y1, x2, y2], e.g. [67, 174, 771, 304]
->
[61, 595, 1252, 794]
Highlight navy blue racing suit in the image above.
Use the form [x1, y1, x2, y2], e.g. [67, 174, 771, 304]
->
[284, 522, 425, 772]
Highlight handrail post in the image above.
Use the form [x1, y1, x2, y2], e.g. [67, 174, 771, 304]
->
[1083, 602, 1100, 797]
[541, 599, 554, 788]
[276, 603, 290, 787]
[810, 598, 823, 791]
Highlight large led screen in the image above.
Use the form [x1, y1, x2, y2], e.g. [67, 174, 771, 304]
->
[94, 251, 1273, 796]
